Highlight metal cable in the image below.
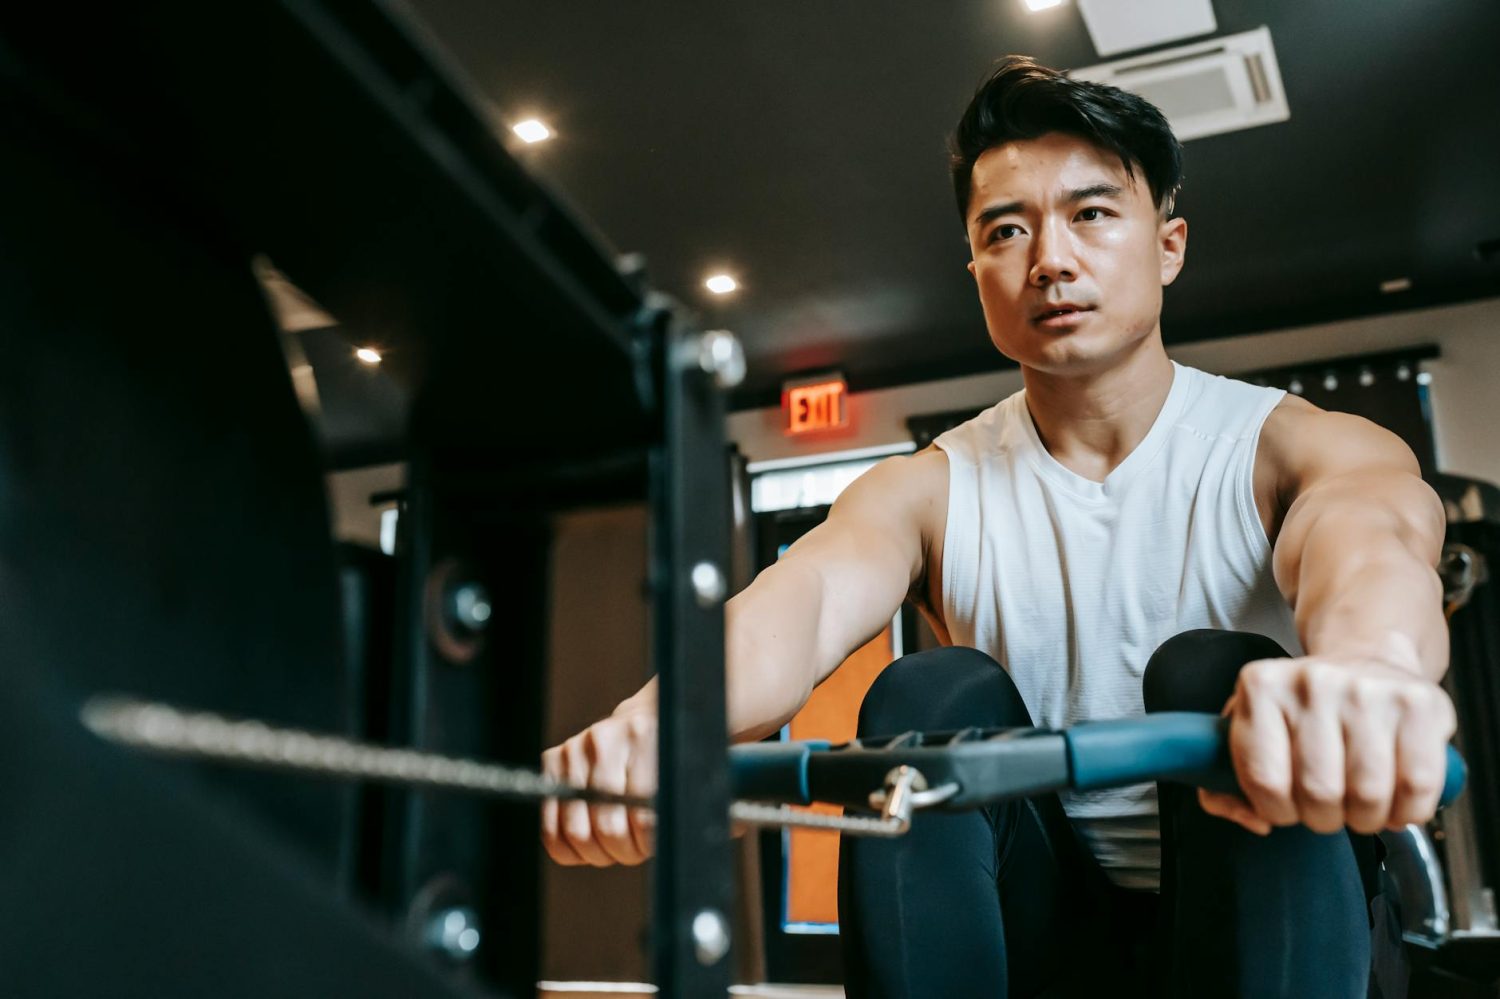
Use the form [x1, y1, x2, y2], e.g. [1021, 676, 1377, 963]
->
[81, 696, 641, 807]
[80, 696, 932, 837]
[731, 802, 909, 838]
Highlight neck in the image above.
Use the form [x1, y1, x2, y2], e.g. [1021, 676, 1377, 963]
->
[1021, 338, 1175, 482]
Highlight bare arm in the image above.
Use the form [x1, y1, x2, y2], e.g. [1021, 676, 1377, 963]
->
[1269, 405, 1448, 679]
[1203, 398, 1456, 836]
[543, 447, 947, 866]
[614, 447, 947, 741]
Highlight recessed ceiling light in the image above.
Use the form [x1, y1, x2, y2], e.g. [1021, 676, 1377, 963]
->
[1024, 0, 1066, 10]
[705, 274, 738, 295]
[512, 119, 553, 144]
[356, 347, 382, 365]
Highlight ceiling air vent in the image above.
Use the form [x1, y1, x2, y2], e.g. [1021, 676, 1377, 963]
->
[1067, 26, 1290, 142]
[1077, 0, 1216, 58]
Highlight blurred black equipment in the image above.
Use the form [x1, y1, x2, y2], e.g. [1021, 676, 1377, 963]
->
[1381, 473, 1500, 988]
[0, 2, 737, 996]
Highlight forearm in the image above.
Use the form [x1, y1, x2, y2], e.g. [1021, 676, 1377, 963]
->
[1287, 510, 1448, 681]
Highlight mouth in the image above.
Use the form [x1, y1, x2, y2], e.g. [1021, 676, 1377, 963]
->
[1032, 306, 1094, 326]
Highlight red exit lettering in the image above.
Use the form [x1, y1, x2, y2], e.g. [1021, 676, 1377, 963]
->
[785, 380, 848, 435]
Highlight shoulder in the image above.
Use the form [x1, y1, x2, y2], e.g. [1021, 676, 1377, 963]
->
[836, 446, 949, 520]
[1257, 391, 1324, 451]
[823, 446, 951, 608]
[1257, 394, 1420, 502]
[1260, 395, 1418, 473]
[833, 445, 950, 557]
[1255, 396, 1444, 564]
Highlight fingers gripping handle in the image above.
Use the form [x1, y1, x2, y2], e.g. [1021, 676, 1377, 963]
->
[1066, 712, 1467, 808]
[727, 715, 1467, 811]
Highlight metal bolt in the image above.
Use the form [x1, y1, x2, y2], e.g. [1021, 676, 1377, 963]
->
[690, 561, 727, 608]
[616, 251, 649, 290]
[450, 583, 492, 632]
[691, 908, 731, 966]
[424, 905, 482, 961]
[696, 330, 746, 390]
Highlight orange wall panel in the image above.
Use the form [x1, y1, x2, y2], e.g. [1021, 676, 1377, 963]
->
[783, 625, 895, 926]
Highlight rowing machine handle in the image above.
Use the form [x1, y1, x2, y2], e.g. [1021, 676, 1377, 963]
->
[1068, 712, 1467, 808]
[730, 739, 828, 806]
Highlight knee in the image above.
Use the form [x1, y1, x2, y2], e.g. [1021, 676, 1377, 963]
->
[857, 647, 1033, 738]
[1143, 629, 1289, 714]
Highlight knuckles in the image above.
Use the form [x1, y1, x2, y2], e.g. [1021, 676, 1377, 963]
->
[1344, 773, 1389, 809]
[1241, 656, 1452, 721]
[562, 737, 591, 778]
[1394, 768, 1439, 802]
[625, 713, 656, 740]
[1236, 758, 1290, 799]
[1236, 659, 1283, 699]
[1301, 663, 1346, 706]
[1294, 774, 1344, 808]
[540, 713, 660, 868]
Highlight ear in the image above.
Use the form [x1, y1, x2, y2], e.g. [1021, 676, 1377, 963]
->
[967, 259, 977, 279]
[1159, 216, 1188, 286]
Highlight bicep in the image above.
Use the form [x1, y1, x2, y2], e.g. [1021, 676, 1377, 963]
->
[1270, 410, 1445, 587]
[775, 455, 937, 680]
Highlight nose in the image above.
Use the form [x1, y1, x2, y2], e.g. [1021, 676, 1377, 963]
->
[1028, 215, 1079, 288]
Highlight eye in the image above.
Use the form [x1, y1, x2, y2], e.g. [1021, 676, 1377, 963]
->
[989, 224, 1022, 243]
[1078, 207, 1110, 222]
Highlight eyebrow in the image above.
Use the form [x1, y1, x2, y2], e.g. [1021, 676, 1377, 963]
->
[971, 183, 1127, 230]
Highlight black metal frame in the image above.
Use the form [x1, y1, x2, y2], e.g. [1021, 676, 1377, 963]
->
[645, 314, 738, 996]
[378, 315, 738, 999]
[2, 2, 744, 993]
[383, 451, 555, 995]
[1439, 519, 1500, 975]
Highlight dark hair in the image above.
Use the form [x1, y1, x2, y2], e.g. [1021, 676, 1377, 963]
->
[949, 55, 1183, 225]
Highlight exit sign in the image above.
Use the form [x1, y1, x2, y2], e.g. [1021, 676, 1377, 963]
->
[783, 374, 849, 435]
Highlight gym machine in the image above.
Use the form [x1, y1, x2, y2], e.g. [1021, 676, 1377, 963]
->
[0, 4, 1484, 997]
[1381, 474, 1500, 986]
[0, 2, 736, 995]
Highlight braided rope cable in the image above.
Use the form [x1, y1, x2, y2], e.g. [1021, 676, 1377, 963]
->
[81, 696, 938, 837]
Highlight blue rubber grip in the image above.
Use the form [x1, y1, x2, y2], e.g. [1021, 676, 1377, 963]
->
[729, 739, 829, 805]
[1067, 712, 1467, 808]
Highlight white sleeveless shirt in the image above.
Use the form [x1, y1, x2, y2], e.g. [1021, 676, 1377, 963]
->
[933, 361, 1301, 890]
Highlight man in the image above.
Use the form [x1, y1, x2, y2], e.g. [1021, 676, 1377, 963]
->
[541, 56, 1455, 998]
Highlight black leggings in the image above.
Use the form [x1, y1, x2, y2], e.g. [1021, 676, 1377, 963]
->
[837, 631, 1404, 999]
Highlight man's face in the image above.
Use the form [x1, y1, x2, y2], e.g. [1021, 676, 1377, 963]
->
[965, 131, 1187, 376]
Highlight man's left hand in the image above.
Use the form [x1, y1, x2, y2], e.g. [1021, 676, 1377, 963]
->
[1197, 653, 1457, 836]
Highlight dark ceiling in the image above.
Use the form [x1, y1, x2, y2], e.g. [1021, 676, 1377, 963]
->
[404, 0, 1500, 407]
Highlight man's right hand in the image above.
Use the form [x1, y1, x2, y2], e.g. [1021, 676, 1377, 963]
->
[541, 708, 658, 867]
